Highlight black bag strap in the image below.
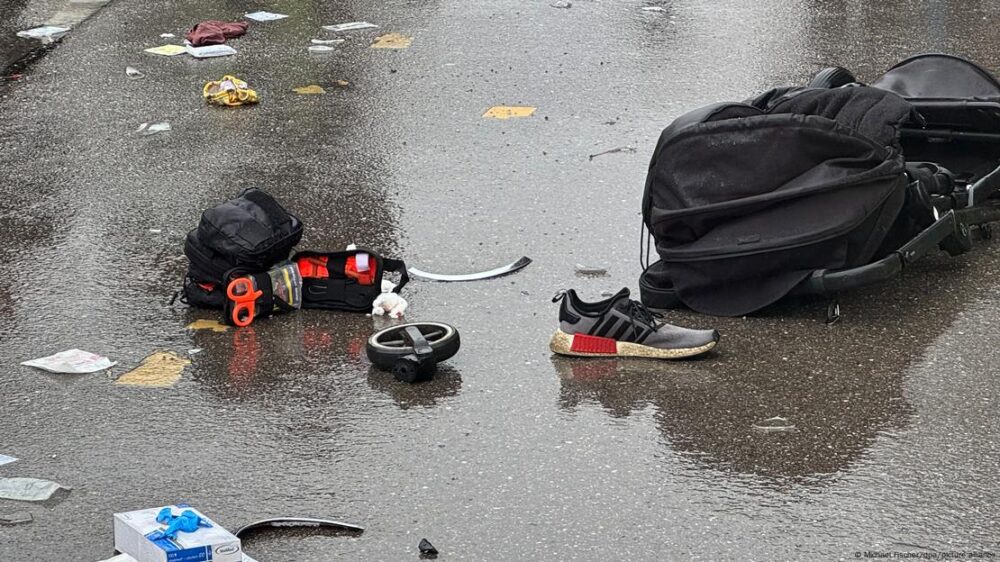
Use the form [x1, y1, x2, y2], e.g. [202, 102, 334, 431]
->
[382, 258, 409, 292]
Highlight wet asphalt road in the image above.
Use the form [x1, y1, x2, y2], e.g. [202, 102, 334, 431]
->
[2, 0, 1000, 560]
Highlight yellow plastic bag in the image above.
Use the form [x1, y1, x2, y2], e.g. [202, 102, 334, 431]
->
[203, 75, 259, 107]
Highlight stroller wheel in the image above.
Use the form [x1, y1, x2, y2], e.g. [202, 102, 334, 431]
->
[809, 66, 857, 89]
[366, 322, 461, 371]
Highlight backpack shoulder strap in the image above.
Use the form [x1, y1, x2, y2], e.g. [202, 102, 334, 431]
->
[381, 258, 409, 292]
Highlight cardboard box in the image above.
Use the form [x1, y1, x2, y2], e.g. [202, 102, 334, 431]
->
[101, 554, 258, 562]
[100, 554, 258, 562]
[113, 506, 242, 562]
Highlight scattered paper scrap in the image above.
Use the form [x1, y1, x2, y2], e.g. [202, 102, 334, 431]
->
[187, 348, 203, 355]
[311, 38, 345, 45]
[160, 33, 175, 38]
[0, 512, 32, 526]
[642, 6, 667, 11]
[187, 44, 237, 58]
[137, 122, 171, 135]
[308, 45, 335, 53]
[0, 477, 68, 502]
[144, 44, 186, 56]
[371, 33, 412, 49]
[21, 349, 115, 374]
[323, 21, 378, 32]
[293, 85, 326, 95]
[334, 79, 350, 87]
[125, 66, 144, 79]
[245, 11, 288, 22]
[116, 351, 190, 388]
[16, 26, 69, 40]
[483, 106, 537, 119]
[186, 319, 228, 332]
[0, 454, 17, 466]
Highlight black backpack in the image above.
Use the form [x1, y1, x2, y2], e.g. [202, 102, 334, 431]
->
[639, 87, 915, 316]
[182, 188, 303, 308]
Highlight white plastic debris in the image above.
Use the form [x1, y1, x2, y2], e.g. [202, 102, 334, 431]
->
[308, 45, 336, 53]
[323, 21, 378, 32]
[188, 348, 203, 355]
[752, 416, 797, 433]
[0, 477, 68, 501]
[245, 11, 288, 22]
[136, 122, 171, 136]
[96, 556, 132, 562]
[642, 6, 667, 12]
[186, 44, 237, 58]
[125, 66, 144, 79]
[310, 38, 345, 45]
[100, 554, 259, 562]
[16, 26, 69, 40]
[21, 349, 115, 374]
[0, 454, 17, 466]
[160, 33, 175, 38]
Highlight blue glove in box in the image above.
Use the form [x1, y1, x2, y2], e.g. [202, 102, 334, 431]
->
[113, 505, 242, 562]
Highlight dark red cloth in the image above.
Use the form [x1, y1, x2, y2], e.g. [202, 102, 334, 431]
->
[185, 20, 248, 47]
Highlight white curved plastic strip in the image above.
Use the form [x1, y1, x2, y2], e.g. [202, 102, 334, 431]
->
[235, 517, 364, 537]
[408, 257, 532, 282]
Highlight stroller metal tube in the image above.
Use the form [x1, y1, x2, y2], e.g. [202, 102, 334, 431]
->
[790, 211, 958, 296]
[955, 201, 1000, 226]
[901, 128, 1000, 143]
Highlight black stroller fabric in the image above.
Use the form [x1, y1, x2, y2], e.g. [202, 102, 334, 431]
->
[642, 87, 914, 316]
[870, 53, 1000, 101]
[871, 54, 1000, 143]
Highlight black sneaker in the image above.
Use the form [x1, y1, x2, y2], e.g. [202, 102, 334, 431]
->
[549, 288, 719, 358]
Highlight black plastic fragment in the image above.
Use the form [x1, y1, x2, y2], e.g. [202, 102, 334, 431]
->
[419, 538, 439, 557]
[0, 512, 33, 526]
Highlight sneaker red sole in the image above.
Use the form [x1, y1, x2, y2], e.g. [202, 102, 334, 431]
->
[568, 333, 618, 354]
[549, 330, 717, 359]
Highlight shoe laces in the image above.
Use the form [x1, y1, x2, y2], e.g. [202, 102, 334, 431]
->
[623, 299, 663, 332]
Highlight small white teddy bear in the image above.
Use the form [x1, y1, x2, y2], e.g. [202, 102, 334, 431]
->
[372, 279, 408, 318]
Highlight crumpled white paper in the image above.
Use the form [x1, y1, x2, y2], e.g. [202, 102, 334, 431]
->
[0, 477, 68, 501]
[185, 44, 237, 58]
[17, 26, 69, 40]
[322, 21, 378, 32]
[245, 11, 288, 22]
[21, 349, 115, 374]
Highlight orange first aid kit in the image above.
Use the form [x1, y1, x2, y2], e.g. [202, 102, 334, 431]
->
[293, 249, 408, 312]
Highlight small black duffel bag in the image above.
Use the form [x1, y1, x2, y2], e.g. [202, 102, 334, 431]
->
[182, 188, 303, 308]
